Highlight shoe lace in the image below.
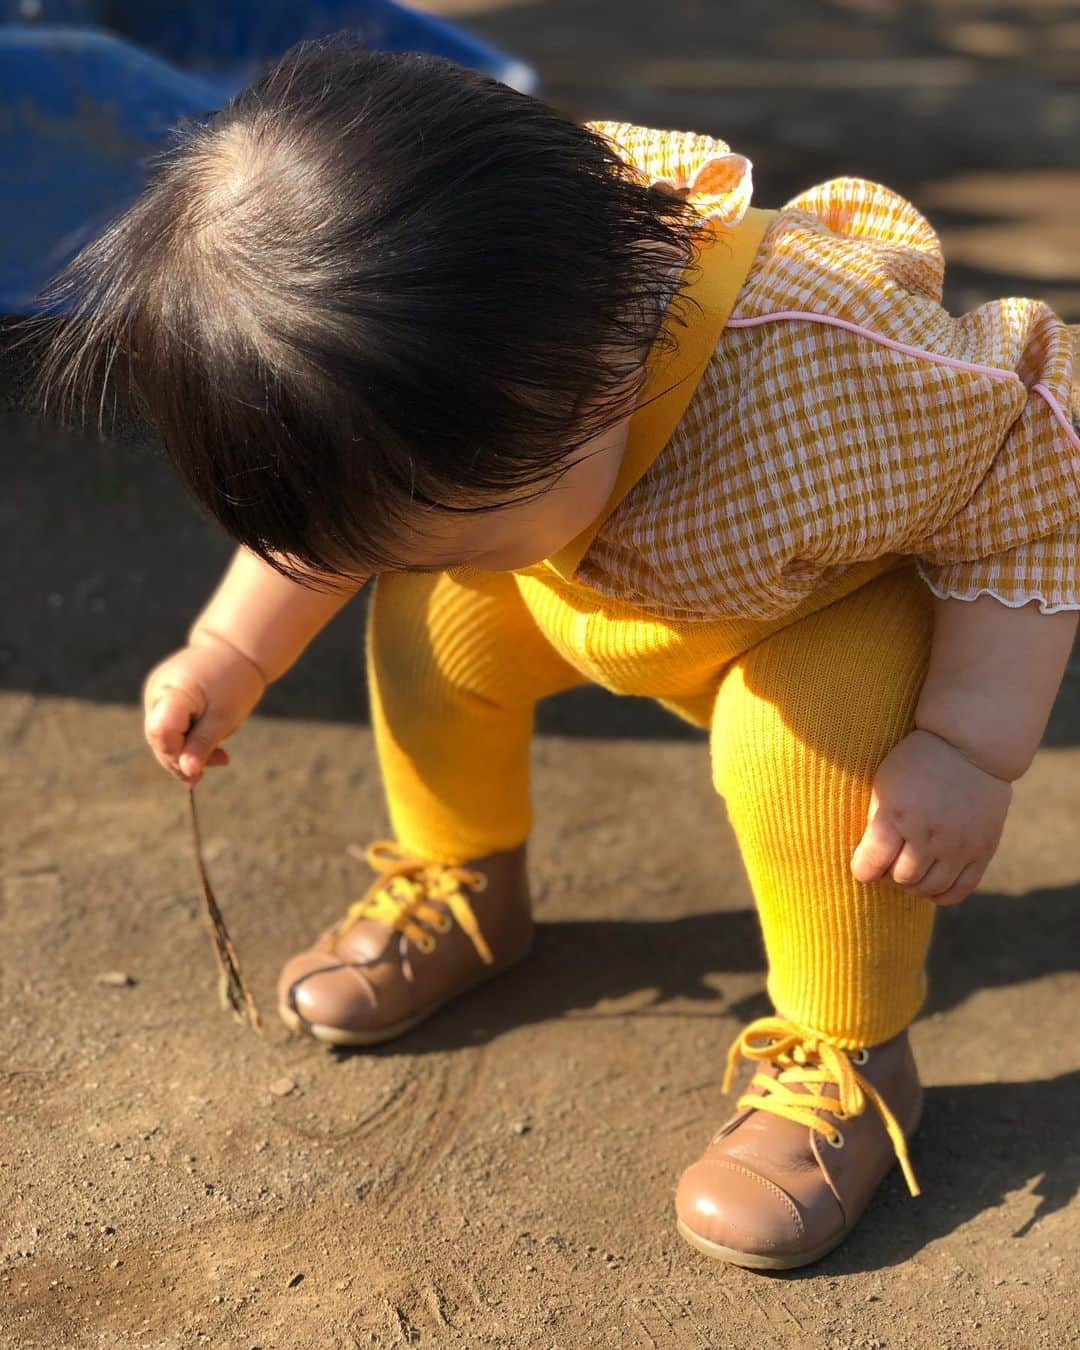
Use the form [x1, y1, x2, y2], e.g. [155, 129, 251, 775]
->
[722, 1015, 920, 1198]
[334, 841, 494, 965]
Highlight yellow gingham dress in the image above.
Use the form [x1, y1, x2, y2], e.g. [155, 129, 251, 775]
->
[577, 121, 1080, 619]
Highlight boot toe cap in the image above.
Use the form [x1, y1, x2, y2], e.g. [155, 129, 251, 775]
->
[277, 952, 379, 1032]
[675, 1158, 806, 1260]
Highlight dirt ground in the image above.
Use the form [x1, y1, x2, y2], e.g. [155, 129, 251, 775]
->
[3, 2, 1079, 1347]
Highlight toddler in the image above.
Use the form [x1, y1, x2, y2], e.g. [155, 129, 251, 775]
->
[35, 35, 1079, 1270]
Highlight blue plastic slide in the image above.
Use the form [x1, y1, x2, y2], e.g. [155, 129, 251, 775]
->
[0, 0, 538, 313]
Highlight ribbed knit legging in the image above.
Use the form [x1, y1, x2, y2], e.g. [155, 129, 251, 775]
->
[367, 557, 937, 1050]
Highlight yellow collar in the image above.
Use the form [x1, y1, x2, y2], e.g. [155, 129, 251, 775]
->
[540, 206, 778, 583]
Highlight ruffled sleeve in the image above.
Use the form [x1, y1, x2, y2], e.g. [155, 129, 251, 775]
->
[585, 119, 753, 227]
[569, 138, 1080, 623]
[914, 524, 1080, 614]
[732, 176, 1080, 618]
[908, 313, 1080, 614]
[781, 177, 945, 304]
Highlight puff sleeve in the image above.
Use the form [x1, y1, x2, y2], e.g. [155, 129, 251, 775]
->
[584, 119, 753, 227]
[909, 315, 1080, 614]
[732, 177, 1080, 617]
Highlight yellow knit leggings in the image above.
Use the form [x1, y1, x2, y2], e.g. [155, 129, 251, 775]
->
[367, 558, 937, 1050]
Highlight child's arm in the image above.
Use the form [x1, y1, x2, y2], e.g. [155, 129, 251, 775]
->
[913, 594, 1078, 782]
[187, 547, 363, 684]
[145, 549, 366, 783]
[851, 594, 1077, 905]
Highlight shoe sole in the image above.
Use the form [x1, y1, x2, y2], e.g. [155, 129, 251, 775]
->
[676, 1217, 850, 1271]
[277, 946, 531, 1047]
[676, 1094, 925, 1271]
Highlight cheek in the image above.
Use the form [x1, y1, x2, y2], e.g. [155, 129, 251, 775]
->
[401, 480, 575, 569]
[467, 500, 557, 551]
[462, 509, 567, 569]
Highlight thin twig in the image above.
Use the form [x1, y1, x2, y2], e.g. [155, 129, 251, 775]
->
[188, 788, 262, 1033]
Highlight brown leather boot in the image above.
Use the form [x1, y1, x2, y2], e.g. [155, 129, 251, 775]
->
[675, 1016, 922, 1271]
[277, 841, 532, 1046]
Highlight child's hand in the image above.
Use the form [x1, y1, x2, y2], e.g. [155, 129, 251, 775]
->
[850, 728, 1012, 906]
[143, 635, 267, 785]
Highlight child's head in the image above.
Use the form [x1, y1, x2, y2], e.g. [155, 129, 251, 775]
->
[34, 34, 705, 581]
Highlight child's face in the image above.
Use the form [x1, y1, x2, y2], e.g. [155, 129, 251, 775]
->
[389, 402, 635, 575]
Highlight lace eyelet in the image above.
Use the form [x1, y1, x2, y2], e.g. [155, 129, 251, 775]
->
[826, 1130, 845, 1149]
[415, 936, 437, 954]
[434, 915, 453, 934]
[851, 1048, 870, 1066]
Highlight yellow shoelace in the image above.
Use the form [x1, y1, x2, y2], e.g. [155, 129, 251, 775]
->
[333, 841, 494, 965]
[722, 1015, 920, 1198]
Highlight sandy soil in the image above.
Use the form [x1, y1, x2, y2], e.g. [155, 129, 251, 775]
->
[3, 2, 1079, 1346]
[3, 698, 1079, 1348]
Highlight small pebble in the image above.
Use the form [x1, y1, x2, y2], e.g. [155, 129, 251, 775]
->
[111, 1259, 123, 1269]
[96, 972, 135, 988]
[287, 1272, 305, 1288]
[269, 1077, 297, 1098]
[512, 1119, 531, 1135]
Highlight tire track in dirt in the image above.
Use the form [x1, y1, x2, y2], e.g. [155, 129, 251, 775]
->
[377, 1044, 488, 1222]
[278, 1060, 426, 1146]
[347, 1044, 506, 1345]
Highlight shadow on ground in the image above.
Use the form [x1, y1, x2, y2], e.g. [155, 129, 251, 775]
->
[0, 383, 702, 740]
[789, 1071, 1080, 1275]
[318, 879, 1079, 1273]
[320, 881, 1079, 1059]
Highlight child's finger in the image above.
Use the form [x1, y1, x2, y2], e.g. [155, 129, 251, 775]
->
[927, 858, 985, 907]
[145, 688, 200, 758]
[850, 805, 905, 883]
[889, 840, 934, 888]
[178, 715, 227, 781]
[907, 856, 962, 898]
[206, 748, 230, 768]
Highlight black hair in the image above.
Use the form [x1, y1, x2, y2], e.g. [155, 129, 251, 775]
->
[28, 33, 708, 583]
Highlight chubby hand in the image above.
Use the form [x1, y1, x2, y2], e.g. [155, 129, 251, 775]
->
[143, 633, 267, 784]
[850, 728, 1012, 906]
